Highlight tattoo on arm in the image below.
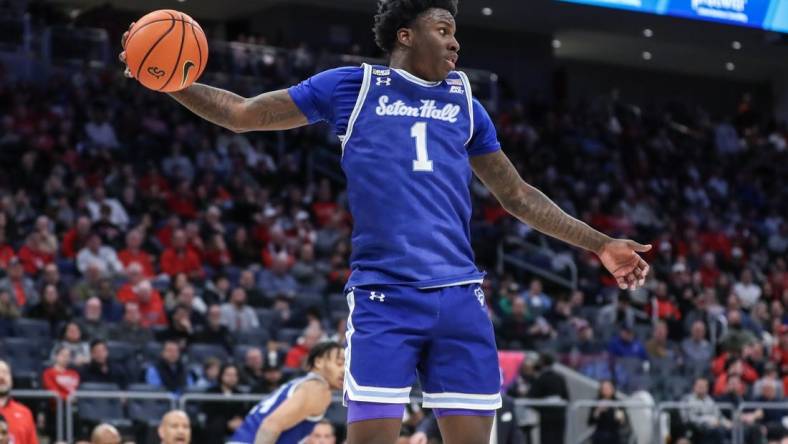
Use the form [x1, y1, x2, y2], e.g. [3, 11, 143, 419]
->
[254, 428, 281, 444]
[169, 84, 307, 132]
[470, 150, 611, 254]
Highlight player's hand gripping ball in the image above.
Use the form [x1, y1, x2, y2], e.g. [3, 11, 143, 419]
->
[120, 9, 208, 92]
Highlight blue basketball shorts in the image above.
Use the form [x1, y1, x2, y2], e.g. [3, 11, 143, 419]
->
[343, 283, 502, 410]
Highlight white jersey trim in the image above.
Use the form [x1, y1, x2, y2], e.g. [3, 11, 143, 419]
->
[394, 68, 442, 87]
[342, 290, 356, 406]
[418, 278, 484, 289]
[456, 70, 474, 146]
[339, 63, 373, 156]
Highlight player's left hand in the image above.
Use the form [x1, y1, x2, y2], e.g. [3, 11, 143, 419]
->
[597, 239, 651, 290]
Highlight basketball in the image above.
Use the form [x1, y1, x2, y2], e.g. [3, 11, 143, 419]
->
[124, 9, 208, 92]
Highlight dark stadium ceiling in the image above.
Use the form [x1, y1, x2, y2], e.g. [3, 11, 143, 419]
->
[49, 0, 788, 81]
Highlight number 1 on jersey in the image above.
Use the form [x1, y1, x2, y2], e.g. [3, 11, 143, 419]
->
[411, 122, 433, 172]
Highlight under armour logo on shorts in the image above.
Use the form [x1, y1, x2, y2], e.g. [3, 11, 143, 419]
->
[369, 291, 386, 302]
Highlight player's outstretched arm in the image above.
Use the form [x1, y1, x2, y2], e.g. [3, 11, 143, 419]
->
[470, 150, 651, 290]
[253, 380, 331, 444]
[169, 86, 308, 133]
[119, 26, 308, 133]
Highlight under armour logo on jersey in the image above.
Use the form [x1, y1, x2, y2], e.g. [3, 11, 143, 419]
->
[474, 287, 485, 307]
[376, 77, 391, 86]
[450, 85, 464, 94]
[369, 291, 386, 302]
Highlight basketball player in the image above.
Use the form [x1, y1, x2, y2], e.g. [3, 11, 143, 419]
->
[228, 342, 345, 444]
[120, 2, 652, 443]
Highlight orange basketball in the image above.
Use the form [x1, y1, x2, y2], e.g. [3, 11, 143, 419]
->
[125, 9, 208, 92]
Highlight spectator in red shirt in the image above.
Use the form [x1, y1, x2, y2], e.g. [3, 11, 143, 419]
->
[42, 345, 80, 401]
[647, 281, 682, 321]
[771, 325, 788, 374]
[160, 229, 203, 280]
[311, 179, 338, 227]
[698, 252, 721, 289]
[61, 215, 92, 259]
[157, 215, 182, 249]
[118, 229, 155, 278]
[120, 280, 167, 328]
[0, 231, 14, 271]
[17, 233, 54, 276]
[284, 324, 324, 369]
[0, 360, 38, 444]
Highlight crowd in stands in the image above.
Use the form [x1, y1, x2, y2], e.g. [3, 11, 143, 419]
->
[0, 4, 787, 442]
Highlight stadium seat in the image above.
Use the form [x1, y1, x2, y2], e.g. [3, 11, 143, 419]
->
[295, 292, 324, 313]
[664, 375, 692, 400]
[188, 343, 229, 364]
[77, 383, 132, 428]
[255, 309, 276, 329]
[325, 402, 347, 426]
[330, 310, 349, 325]
[142, 342, 163, 364]
[127, 384, 173, 426]
[327, 293, 347, 309]
[634, 324, 652, 341]
[276, 328, 302, 345]
[1, 337, 45, 373]
[650, 356, 678, 378]
[233, 345, 253, 364]
[235, 327, 271, 346]
[13, 318, 51, 339]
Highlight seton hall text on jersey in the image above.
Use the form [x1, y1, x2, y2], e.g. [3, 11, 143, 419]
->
[374, 95, 461, 123]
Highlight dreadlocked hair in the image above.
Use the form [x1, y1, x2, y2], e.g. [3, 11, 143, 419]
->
[373, 0, 459, 53]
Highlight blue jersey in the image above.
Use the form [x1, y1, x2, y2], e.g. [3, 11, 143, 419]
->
[228, 374, 325, 444]
[289, 64, 501, 289]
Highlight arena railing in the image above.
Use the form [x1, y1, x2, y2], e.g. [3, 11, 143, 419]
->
[568, 399, 654, 444]
[655, 401, 736, 444]
[11, 389, 64, 442]
[734, 402, 788, 444]
[22, 388, 759, 444]
[496, 235, 579, 291]
[64, 390, 178, 443]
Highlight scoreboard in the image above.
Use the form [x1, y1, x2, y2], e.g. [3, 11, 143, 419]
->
[558, 0, 788, 33]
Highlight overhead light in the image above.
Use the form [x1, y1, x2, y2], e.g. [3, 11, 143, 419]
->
[642, 51, 652, 60]
[481, 7, 493, 16]
[731, 41, 742, 50]
[643, 28, 654, 38]
[552, 39, 562, 49]
[176, 0, 186, 2]
[725, 62, 735, 71]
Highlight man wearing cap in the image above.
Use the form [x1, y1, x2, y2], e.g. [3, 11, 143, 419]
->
[0, 360, 38, 444]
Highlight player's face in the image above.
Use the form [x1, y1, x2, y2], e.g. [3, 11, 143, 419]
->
[410, 8, 459, 81]
[317, 348, 345, 390]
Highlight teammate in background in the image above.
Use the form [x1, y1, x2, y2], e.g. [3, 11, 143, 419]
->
[228, 342, 344, 444]
[158, 410, 192, 444]
[120, 1, 651, 442]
